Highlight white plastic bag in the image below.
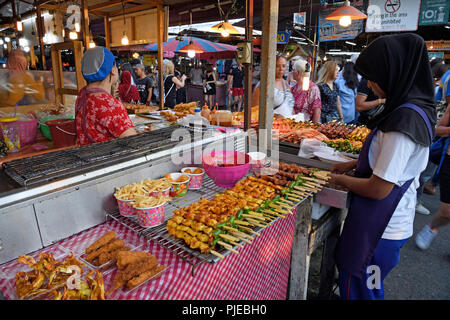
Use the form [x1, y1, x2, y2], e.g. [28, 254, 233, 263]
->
[298, 138, 351, 163]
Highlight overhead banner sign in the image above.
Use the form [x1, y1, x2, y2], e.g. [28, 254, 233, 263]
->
[318, 1, 365, 42]
[419, 0, 449, 26]
[366, 0, 421, 32]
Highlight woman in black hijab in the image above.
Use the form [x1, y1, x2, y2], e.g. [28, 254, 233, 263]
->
[329, 34, 436, 300]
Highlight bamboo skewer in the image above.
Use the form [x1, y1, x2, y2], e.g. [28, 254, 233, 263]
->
[235, 220, 251, 226]
[219, 233, 240, 243]
[210, 250, 225, 259]
[242, 213, 266, 221]
[301, 176, 327, 184]
[263, 210, 285, 218]
[246, 218, 267, 228]
[218, 241, 239, 254]
[237, 225, 260, 236]
[222, 226, 254, 240]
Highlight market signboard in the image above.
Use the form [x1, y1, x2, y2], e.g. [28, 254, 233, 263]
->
[318, 1, 365, 42]
[293, 12, 306, 26]
[419, 0, 449, 25]
[366, 0, 421, 32]
[277, 31, 291, 44]
[428, 52, 444, 60]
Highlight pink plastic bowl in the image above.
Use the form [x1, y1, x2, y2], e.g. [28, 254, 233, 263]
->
[201, 150, 250, 188]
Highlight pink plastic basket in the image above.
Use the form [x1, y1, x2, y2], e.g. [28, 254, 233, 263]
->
[0, 118, 38, 146]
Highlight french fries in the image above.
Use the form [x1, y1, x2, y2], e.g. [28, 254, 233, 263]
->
[140, 178, 171, 193]
[114, 183, 148, 201]
[133, 196, 171, 209]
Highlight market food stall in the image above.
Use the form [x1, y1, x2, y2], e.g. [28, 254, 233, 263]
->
[0, 122, 349, 300]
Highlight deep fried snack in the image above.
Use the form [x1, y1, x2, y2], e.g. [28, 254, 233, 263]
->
[193, 168, 203, 174]
[116, 251, 154, 270]
[113, 256, 158, 289]
[127, 265, 166, 290]
[85, 239, 125, 263]
[97, 246, 131, 266]
[85, 231, 116, 254]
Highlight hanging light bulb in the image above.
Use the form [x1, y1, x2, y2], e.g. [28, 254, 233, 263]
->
[302, 62, 311, 91]
[323, 56, 328, 61]
[74, 22, 80, 32]
[132, 52, 139, 59]
[187, 49, 195, 58]
[0, 39, 3, 45]
[24, 46, 30, 53]
[16, 20, 23, 32]
[302, 75, 310, 91]
[19, 38, 28, 47]
[339, 16, 352, 27]
[69, 31, 78, 40]
[121, 33, 129, 45]
[89, 41, 96, 48]
[325, 0, 367, 28]
[5, 37, 10, 43]
[221, 29, 230, 37]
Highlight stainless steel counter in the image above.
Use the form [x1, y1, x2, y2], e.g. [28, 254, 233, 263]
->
[0, 129, 246, 264]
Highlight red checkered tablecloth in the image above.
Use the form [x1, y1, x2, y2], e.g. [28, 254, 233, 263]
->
[0, 213, 296, 300]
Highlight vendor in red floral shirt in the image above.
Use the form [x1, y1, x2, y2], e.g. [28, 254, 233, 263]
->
[75, 47, 137, 146]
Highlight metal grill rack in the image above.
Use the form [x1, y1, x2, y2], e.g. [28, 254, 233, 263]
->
[2, 126, 186, 187]
[106, 174, 308, 276]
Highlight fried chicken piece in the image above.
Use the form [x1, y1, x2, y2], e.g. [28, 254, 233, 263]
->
[97, 246, 131, 266]
[126, 265, 166, 290]
[113, 256, 158, 290]
[85, 232, 116, 254]
[85, 239, 125, 263]
[116, 251, 153, 270]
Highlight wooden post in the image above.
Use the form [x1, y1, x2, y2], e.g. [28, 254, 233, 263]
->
[51, 45, 64, 104]
[81, 0, 90, 50]
[289, 197, 313, 300]
[258, 0, 278, 155]
[35, 1, 46, 70]
[243, 0, 253, 133]
[157, 4, 164, 110]
[104, 14, 111, 49]
[30, 46, 36, 69]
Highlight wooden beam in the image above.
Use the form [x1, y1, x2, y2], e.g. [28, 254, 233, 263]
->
[108, 2, 159, 17]
[243, 0, 253, 133]
[104, 14, 111, 49]
[35, 1, 46, 70]
[258, 0, 278, 154]
[81, 0, 90, 50]
[10, 0, 17, 20]
[157, 4, 164, 110]
[88, 0, 136, 12]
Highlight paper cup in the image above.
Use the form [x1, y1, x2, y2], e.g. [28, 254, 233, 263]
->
[247, 152, 267, 172]
[136, 202, 166, 228]
[115, 196, 137, 217]
[181, 167, 205, 190]
[165, 173, 190, 197]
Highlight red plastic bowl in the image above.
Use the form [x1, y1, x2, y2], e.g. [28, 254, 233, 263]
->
[202, 150, 250, 188]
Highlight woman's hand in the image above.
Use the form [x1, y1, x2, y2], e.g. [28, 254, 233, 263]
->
[330, 160, 357, 174]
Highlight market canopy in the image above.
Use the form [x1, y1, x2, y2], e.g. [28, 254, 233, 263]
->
[144, 36, 261, 59]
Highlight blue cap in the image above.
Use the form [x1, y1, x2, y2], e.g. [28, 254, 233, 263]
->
[81, 46, 117, 83]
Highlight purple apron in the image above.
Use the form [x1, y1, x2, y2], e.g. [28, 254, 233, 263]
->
[335, 103, 433, 278]
[75, 87, 111, 144]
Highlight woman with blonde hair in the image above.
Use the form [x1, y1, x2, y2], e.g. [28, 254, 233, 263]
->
[317, 61, 344, 123]
[163, 59, 186, 109]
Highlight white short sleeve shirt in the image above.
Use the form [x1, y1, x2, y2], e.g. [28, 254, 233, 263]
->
[368, 130, 429, 240]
